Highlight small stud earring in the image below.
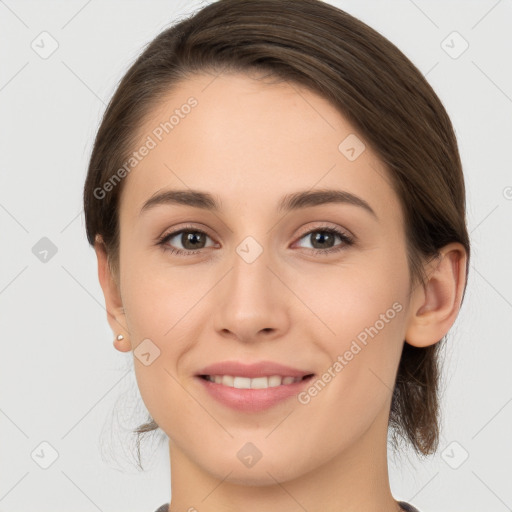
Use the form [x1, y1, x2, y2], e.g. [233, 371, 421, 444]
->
[116, 334, 124, 341]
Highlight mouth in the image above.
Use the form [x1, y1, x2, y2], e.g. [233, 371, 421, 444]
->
[197, 373, 315, 389]
[194, 360, 316, 411]
[195, 372, 316, 412]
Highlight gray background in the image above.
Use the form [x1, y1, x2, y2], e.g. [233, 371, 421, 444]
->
[1, 1, 511, 511]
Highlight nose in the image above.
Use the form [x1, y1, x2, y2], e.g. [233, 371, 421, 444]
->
[213, 241, 290, 344]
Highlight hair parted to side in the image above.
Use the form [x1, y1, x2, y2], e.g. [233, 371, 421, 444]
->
[83, 0, 470, 469]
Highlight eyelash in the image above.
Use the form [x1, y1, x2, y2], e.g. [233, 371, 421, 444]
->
[156, 224, 354, 257]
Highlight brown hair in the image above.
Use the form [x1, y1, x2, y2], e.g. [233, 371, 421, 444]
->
[84, 0, 470, 467]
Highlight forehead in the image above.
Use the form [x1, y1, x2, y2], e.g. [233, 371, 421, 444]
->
[120, 72, 402, 228]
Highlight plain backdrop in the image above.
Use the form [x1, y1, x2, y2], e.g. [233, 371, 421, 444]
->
[1, 1, 511, 511]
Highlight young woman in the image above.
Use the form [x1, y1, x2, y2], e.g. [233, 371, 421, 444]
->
[83, 1, 470, 510]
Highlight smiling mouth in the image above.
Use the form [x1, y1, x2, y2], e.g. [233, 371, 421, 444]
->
[198, 374, 315, 389]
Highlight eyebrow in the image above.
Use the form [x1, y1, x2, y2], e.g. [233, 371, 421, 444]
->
[140, 187, 378, 220]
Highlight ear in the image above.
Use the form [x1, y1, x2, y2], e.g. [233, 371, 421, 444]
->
[405, 242, 467, 347]
[94, 235, 131, 353]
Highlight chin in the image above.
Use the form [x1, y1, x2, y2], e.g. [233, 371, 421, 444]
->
[202, 450, 310, 487]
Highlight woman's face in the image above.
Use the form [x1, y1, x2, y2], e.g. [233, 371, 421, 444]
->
[109, 72, 417, 484]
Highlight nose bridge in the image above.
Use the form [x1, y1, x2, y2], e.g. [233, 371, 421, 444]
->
[213, 229, 289, 339]
[229, 232, 274, 302]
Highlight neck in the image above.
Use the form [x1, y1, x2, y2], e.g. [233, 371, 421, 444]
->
[167, 405, 402, 512]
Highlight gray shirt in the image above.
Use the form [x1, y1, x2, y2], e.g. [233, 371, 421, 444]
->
[154, 500, 420, 511]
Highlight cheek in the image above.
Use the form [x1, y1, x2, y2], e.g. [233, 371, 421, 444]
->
[305, 249, 409, 404]
[120, 262, 204, 431]
[120, 244, 205, 339]
[307, 248, 409, 345]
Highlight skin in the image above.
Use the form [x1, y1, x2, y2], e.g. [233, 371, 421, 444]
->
[95, 72, 467, 512]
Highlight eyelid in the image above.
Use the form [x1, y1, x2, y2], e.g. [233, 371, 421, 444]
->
[295, 221, 353, 240]
[158, 221, 353, 244]
[156, 222, 215, 242]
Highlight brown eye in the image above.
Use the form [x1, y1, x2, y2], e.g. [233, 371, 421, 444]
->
[159, 228, 215, 255]
[157, 225, 353, 257]
[295, 227, 354, 255]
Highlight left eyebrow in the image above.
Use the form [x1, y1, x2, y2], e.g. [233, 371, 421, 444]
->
[139, 187, 378, 220]
[277, 188, 378, 220]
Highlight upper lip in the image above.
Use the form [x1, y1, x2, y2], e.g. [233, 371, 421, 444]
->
[196, 360, 315, 379]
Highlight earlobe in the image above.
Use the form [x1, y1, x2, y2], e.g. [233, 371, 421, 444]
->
[94, 235, 130, 350]
[113, 333, 131, 353]
[405, 242, 467, 348]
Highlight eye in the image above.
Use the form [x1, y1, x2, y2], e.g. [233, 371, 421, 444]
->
[157, 225, 216, 256]
[294, 226, 354, 255]
[157, 224, 354, 257]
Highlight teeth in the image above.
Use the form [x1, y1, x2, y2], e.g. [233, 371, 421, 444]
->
[204, 375, 304, 389]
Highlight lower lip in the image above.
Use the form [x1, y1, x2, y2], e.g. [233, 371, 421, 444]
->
[195, 375, 315, 412]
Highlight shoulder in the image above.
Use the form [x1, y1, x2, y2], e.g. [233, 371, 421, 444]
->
[153, 504, 169, 512]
